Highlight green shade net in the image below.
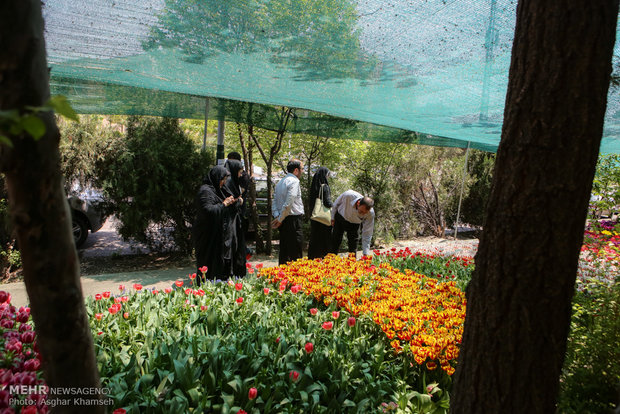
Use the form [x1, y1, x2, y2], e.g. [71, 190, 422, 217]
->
[43, 0, 620, 153]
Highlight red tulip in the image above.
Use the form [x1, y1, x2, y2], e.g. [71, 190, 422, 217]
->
[199, 266, 208, 274]
[20, 331, 35, 344]
[322, 321, 333, 330]
[200, 305, 208, 311]
[304, 342, 314, 354]
[165, 287, 172, 294]
[175, 280, 184, 287]
[248, 387, 258, 400]
[118, 284, 125, 291]
[21, 406, 38, 414]
[94, 294, 102, 301]
[236, 297, 244, 305]
[263, 288, 270, 295]
[256, 263, 263, 269]
[95, 313, 103, 321]
[237, 410, 247, 414]
[189, 273, 196, 280]
[235, 282, 243, 291]
[123, 312, 129, 319]
[347, 317, 356, 327]
[275, 336, 281, 344]
[0, 291, 11, 304]
[113, 409, 127, 414]
[309, 308, 318, 315]
[121, 296, 129, 302]
[23, 359, 40, 372]
[108, 306, 119, 315]
[102, 291, 111, 299]
[152, 289, 159, 295]
[16, 312, 29, 323]
[289, 371, 300, 382]
[184, 288, 192, 295]
[331, 311, 340, 319]
[133, 284, 142, 291]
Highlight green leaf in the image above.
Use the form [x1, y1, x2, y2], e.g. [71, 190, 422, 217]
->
[45, 95, 79, 121]
[20, 115, 46, 140]
[0, 135, 13, 148]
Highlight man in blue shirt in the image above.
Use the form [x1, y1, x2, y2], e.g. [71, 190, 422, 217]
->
[272, 159, 305, 265]
[330, 190, 375, 257]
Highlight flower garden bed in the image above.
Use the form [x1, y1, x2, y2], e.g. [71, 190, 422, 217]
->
[1, 223, 618, 413]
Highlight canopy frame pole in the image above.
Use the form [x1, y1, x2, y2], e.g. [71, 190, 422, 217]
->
[454, 141, 471, 240]
[202, 97, 210, 152]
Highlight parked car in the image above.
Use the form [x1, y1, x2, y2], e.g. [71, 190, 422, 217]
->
[67, 191, 106, 248]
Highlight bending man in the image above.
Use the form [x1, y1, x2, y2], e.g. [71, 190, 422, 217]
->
[331, 190, 375, 257]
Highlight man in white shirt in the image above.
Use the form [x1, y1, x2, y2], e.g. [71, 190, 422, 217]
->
[330, 190, 375, 257]
[271, 159, 305, 265]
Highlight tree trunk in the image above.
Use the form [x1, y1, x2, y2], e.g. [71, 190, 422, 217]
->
[265, 163, 273, 255]
[450, 1, 618, 413]
[0, 2, 104, 412]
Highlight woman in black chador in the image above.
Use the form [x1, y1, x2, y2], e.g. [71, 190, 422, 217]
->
[223, 159, 248, 276]
[307, 167, 333, 259]
[193, 165, 237, 283]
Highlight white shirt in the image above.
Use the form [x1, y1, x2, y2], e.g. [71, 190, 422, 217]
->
[272, 173, 304, 222]
[331, 190, 375, 256]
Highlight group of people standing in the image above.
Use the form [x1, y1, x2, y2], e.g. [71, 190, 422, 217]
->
[272, 159, 375, 265]
[192, 152, 249, 282]
[193, 156, 375, 280]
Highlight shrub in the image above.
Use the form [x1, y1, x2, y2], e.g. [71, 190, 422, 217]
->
[96, 116, 214, 254]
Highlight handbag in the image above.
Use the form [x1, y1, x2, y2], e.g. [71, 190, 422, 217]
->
[311, 184, 332, 226]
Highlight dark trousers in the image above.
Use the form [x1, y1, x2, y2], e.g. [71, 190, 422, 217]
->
[331, 212, 360, 254]
[279, 215, 303, 265]
[308, 220, 332, 259]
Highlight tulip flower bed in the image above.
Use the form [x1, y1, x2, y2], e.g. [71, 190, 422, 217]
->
[258, 255, 466, 378]
[0, 292, 47, 413]
[371, 248, 474, 290]
[86, 276, 450, 414]
[579, 220, 619, 290]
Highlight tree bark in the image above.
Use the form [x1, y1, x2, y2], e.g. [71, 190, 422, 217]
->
[0, 2, 104, 412]
[451, 1, 618, 413]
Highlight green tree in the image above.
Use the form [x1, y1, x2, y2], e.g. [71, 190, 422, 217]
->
[0, 2, 103, 410]
[456, 150, 495, 227]
[451, 0, 619, 412]
[590, 153, 620, 218]
[96, 116, 213, 254]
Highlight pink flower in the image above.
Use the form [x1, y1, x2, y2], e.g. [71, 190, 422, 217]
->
[322, 321, 333, 330]
[289, 371, 300, 382]
[237, 410, 247, 414]
[23, 359, 40, 372]
[21, 406, 38, 414]
[102, 291, 111, 299]
[94, 294, 102, 301]
[263, 288, 270, 295]
[20, 331, 35, 344]
[0, 291, 11, 304]
[95, 313, 103, 321]
[165, 287, 172, 294]
[16, 312, 29, 323]
[133, 284, 142, 291]
[309, 308, 318, 316]
[200, 305, 208, 311]
[236, 297, 244, 305]
[248, 387, 258, 400]
[347, 317, 356, 327]
[123, 312, 129, 319]
[248, 268, 254, 274]
[199, 266, 208, 274]
[0, 319, 14, 329]
[235, 282, 243, 291]
[304, 342, 314, 354]
[108, 306, 119, 315]
[184, 288, 192, 295]
[5, 340, 22, 353]
[290, 285, 301, 294]
[118, 284, 126, 291]
[331, 311, 340, 319]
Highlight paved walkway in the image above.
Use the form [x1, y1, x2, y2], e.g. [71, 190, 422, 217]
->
[1, 237, 478, 308]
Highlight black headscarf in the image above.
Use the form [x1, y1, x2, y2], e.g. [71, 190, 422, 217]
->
[224, 159, 244, 198]
[309, 167, 330, 204]
[208, 166, 230, 200]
